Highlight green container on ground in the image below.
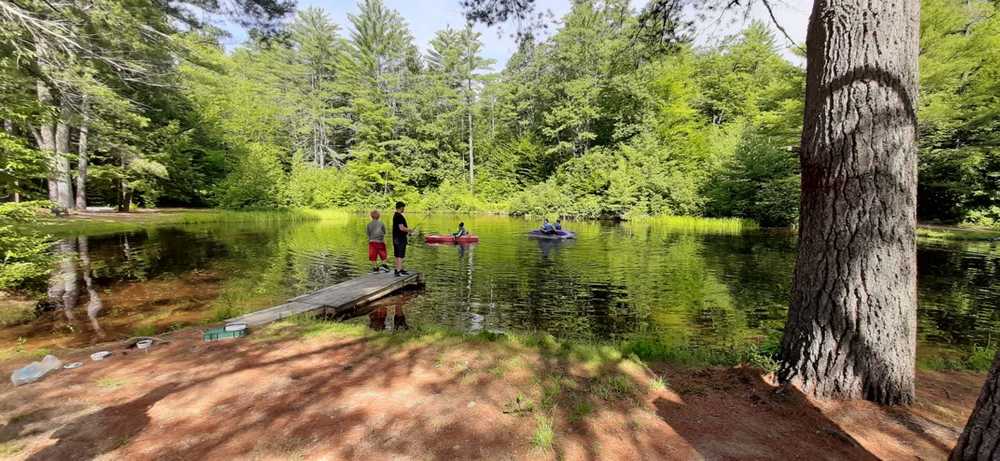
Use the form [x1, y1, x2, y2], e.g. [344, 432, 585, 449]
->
[203, 323, 248, 342]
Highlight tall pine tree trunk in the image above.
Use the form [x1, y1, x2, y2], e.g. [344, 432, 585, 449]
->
[54, 100, 73, 209]
[117, 153, 131, 212]
[34, 80, 59, 204]
[468, 106, 474, 188]
[777, 0, 920, 405]
[951, 350, 1000, 460]
[2, 119, 17, 202]
[76, 97, 89, 210]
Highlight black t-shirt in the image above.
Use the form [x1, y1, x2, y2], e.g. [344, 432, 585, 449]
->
[392, 211, 408, 241]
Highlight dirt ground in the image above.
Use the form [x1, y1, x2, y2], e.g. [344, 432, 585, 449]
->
[0, 324, 984, 461]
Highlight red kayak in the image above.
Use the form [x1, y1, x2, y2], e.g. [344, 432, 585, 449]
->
[425, 234, 480, 244]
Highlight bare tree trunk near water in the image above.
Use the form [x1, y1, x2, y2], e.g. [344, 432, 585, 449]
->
[777, 0, 920, 405]
[118, 153, 132, 212]
[3, 119, 18, 202]
[76, 96, 90, 210]
[34, 79, 59, 205]
[54, 98, 73, 209]
[34, 78, 74, 210]
[468, 107, 474, 188]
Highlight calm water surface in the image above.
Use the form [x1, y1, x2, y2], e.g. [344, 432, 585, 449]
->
[5, 215, 999, 356]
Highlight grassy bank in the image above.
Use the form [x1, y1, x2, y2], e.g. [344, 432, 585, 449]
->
[917, 225, 1000, 242]
[253, 315, 993, 373]
[627, 215, 759, 235]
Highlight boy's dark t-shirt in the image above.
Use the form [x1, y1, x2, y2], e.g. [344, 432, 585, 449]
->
[392, 212, 407, 242]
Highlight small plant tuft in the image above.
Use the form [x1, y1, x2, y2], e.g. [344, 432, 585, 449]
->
[531, 415, 555, 449]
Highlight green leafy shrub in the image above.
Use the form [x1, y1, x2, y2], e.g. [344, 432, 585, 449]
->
[215, 143, 289, 209]
[287, 163, 355, 208]
[416, 179, 492, 212]
[707, 130, 800, 227]
[0, 202, 53, 291]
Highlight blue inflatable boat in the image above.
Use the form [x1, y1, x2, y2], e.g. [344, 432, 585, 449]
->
[527, 230, 576, 239]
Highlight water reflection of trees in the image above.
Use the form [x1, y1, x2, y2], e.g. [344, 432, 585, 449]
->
[78, 236, 105, 338]
[43, 237, 106, 337]
[20, 216, 999, 354]
[917, 243, 1000, 348]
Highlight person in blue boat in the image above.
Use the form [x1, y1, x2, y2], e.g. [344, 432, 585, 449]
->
[540, 218, 556, 234]
[452, 222, 468, 238]
[554, 219, 562, 231]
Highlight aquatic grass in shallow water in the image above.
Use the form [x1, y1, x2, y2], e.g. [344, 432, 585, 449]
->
[175, 209, 351, 225]
[627, 215, 759, 235]
[916, 226, 1000, 241]
[29, 208, 353, 236]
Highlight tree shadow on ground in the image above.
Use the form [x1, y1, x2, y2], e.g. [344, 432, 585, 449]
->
[26, 384, 178, 460]
[652, 368, 878, 460]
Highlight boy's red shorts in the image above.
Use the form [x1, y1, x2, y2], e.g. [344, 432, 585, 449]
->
[368, 241, 387, 261]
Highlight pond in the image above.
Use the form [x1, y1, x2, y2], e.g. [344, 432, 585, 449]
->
[3, 214, 999, 362]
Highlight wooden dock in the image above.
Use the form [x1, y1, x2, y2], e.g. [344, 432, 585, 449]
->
[227, 272, 423, 327]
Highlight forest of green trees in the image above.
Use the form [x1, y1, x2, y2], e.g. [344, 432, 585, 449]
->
[1, 0, 997, 227]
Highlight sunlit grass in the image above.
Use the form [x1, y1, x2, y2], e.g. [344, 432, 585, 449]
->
[649, 375, 668, 391]
[591, 374, 636, 400]
[130, 323, 158, 337]
[96, 377, 129, 390]
[175, 208, 351, 224]
[26, 208, 353, 236]
[531, 415, 555, 449]
[917, 226, 1000, 241]
[253, 315, 369, 342]
[0, 301, 36, 327]
[0, 345, 51, 363]
[0, 441, 23, 457]
[628, 215, 759, 235]
[251, 318, 792, 372]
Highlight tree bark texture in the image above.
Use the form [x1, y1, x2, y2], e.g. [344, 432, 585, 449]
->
[35, 79, 74, 209]
[53, 98, 73, 209]
[35, 79, 59, 204]
[777, 0, 920, 405]
[951, 350, 1000, 460]
[3, 119, 17, 202]
[468, 107, 474, 187]
[467, 69, 475, 187]
[76, 97, 89, 209]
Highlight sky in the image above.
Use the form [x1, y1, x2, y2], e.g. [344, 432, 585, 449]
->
[221, 0, 813, 68]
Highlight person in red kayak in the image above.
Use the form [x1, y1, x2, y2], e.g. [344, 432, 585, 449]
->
[452, 222, 468, 238]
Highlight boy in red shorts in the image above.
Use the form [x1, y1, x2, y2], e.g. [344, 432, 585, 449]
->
[366, 210, 390, 273]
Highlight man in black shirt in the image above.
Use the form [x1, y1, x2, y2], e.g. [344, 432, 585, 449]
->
[391, 201, 414, 276]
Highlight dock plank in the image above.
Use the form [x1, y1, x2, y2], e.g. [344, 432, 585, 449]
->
[228, 272, 423, 327]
